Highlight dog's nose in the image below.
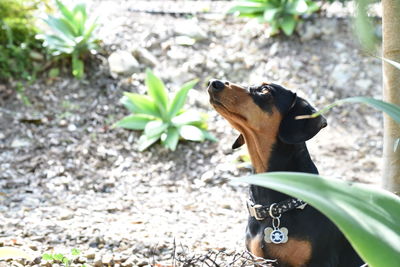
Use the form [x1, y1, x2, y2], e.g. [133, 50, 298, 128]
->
[209, 80, 225, 91]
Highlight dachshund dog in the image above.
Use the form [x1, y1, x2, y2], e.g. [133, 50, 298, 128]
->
[208, 80, 363, 267]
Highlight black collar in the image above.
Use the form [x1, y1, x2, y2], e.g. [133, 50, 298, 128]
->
[247, 198, 307, 220]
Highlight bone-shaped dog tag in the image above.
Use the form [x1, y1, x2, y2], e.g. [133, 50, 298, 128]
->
[264, 227, 288, 244]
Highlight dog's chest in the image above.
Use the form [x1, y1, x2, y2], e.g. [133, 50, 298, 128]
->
[265, 239, 312, 267]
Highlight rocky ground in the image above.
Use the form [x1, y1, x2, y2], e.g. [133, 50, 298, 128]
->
[0, 0, 383, 266]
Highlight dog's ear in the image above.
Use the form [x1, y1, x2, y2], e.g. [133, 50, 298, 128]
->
[232, 134, 245, 149]
[278, 97, 327, 144]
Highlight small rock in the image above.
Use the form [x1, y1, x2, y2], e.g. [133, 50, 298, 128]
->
[108, 50, 140, 78]
[174, 20, 207, 40]
[355, 79, 373, 91]
[330, 64, 353, 88]
[269, 42, 279, 56]
[67, 124, 77, 132]
[11, 137, 31, 148]
[58, 210, 74, 220]
[59, 119, 68, 127]
[84, 249, 96, 260]
[201, 170, 214, 184]
[102, 254, 114, 265]
[132, 47, 159, 67]
[93, 255, 103, 267]
[298, 21, 322, 42]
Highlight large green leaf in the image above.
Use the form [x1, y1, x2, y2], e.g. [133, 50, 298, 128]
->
[145, 69, 169, 116]
[123, 92, 161, 118]
[168, 79, 198, 119]
[235, 172, 400, 267]
[114, 114, 151, 130]
[296, 97, 400, 124]
[162, 127, 180, 151]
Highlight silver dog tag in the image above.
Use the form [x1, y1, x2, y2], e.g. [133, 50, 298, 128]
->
[264, 227, 288, 244]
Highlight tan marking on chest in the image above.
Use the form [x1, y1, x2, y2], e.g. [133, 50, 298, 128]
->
[267, 239, 312, 267]
[248, 236, 265, 258]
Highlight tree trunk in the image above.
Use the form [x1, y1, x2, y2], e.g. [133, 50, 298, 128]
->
[382, 0, 400, 195]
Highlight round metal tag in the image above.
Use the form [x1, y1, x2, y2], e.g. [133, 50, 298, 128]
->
[270, 229, 285, 244]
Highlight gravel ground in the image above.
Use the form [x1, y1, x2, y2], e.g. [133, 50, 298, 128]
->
[0, 0, 383, 266]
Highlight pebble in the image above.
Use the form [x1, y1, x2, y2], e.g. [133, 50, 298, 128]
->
[108, 50, 140, 78]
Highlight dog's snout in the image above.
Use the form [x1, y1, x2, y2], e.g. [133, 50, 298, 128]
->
[209, 80, 225, 91]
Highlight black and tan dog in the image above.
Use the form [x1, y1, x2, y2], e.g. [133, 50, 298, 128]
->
[208, 80, 363, 267]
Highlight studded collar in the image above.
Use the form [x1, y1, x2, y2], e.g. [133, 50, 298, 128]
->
[247, 198, 307, 221]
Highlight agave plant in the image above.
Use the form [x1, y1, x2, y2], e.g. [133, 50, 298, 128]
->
[115, 69, 216, 151]
[38, 0, 99, 79]
[228, 0, 319, 36]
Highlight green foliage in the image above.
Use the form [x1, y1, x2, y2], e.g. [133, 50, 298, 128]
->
[228, 0, 319, 36]
[235, 172, 400, 267]
[42, 248, 86, 267]
[0, 0, 44, 82]
[38, 0, 99, 79]
[115, 69, 217, 151]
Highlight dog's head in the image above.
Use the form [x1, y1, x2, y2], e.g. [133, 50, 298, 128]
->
[207, 80, 327, 149]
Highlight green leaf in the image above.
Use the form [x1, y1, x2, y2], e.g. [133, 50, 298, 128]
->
[281, 15, 297, 36]
[0, 247, 34, 260]
[56, 0, 74, 22]
[138, 134, 161, 151]
[41, 254, 53, 261]
[72, 53, 84, 79]
[179, 125, 205, 142]
[287, 0, 308, 14]
[72, 4, 88, 35]
[171, 110, 203, 126]
[71, 248, 80, 256]
[53, 253, 64, 261]
[235, 172, 400, 267]
[162, 127, 180, 151]
[144, 120, 169, 138]
[263, 8, 280, 22]
[123, 92, 161, 118]
[114, 114, 151, 130]
[381, 57, 400, 70]
[296, 97, 400, 124]
[203, 130, 218, 142]
[145, 69, 169, 115]
[168, 79, 198, 119]
[306, 0, 319, 13]
[228, 2, 267, 15]
[120, 96, 138, 113]
[44, 16, 76, 38]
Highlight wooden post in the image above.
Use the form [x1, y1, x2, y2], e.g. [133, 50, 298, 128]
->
[382, 0, 400, 194]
